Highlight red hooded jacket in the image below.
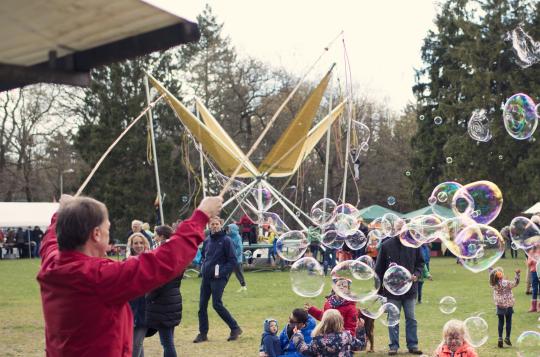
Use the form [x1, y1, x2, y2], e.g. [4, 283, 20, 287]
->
[308, 298, 358, 335]
[37, 210, 208, 357]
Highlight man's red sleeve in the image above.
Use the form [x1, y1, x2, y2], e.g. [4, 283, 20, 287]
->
[95, 209, 208, 304]
[39, 214, 59, 266]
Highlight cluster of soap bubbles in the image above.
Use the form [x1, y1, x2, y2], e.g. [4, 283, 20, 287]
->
[502, 93, 538, 140]
[506, 25, 540, 69]
[467, 109, 492, 142]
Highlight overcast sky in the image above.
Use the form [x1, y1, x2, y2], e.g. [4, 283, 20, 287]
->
[148, 0, 440, 112]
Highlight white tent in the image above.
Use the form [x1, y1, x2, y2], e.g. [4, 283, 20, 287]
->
[524, 202, 540, 214]
[0, 202, 58, 227]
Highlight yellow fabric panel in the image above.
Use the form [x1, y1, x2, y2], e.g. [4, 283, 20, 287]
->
[195, 98, 260, 176]
[146, 74, 255, 177]
[258, 71, 332, 176]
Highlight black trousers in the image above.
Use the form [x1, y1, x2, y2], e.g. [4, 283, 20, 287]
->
[198, 277, 239, 334]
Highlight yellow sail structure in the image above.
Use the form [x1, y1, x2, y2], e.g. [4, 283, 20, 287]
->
[146, 73, 256, 177]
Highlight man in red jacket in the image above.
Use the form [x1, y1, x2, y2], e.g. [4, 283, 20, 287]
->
[37, 194, 222, 357]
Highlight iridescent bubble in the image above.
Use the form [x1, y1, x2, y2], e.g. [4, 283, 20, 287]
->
[275, 231, 308, 261]
[387, 196, 396, 206]
[446, 157, 453, 164]
[456, 224, 505, 272]
[516, 330, 540, 357]
[290, 257, 325, 297]
[467, 109, 492, 142]
[503, 93, 538, 140]
[464, 316, 489, 347]
[439, 296, 457, 314]
[383, 264, 412, 296]
[506, 25, 540, 68]
[345, 230, 367, 250]
[359, 294, 387, 319]
[379, 302, 400, 327]
[434, 116, 443, 125]
[381, 213, 404, 237]
[334, 213, 359, 237]
[356, 255, 375, 269]
[331, 260, 381, 302]
[251, 188, 274, 211]
[509, 216, 540, 251]
[402, 215, 445, 248]
[452, 181, 503, 224]
[437, 192, 448, 203]
[430, 181, 462, 218]
[310, 198, 337, 226]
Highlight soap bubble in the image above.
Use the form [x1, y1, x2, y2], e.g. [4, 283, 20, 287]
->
[503, 93, 538, 140]
[351, 121, 371, 158]
[259, 212, 289, 235]
[434, 116, 443, 125]
[452, 181, 503, 224]
[405, 171, 411, 176]
[516, 330, 540, 357]
[383, 264, 412, 296]
[509, 216, 540, 251]
[498, 155, 503, 160]
[387, 196, 396, 206]
[310, 198, 337, 226]
[402, 215, 445, 248]
[290, 257, 325, 297]
[430, 182, 463, 218]
[276, 231, 308, 261]
[456, 224, 505, 272]
[334, 203, 358, 215]
[381, 213, 404, 237]
[331, 260, 381, 302]
[439, 296, 457, 314]
[359, 294, 387, 319]
[379, 302, 401, 327]
[251, 188, 274, 211]
[356, 255, 375, 269]
[419, 115, 425, 120]
[321, 229, 344, 249]
[506, 25, 540, 68]
[367, 229, 384, 243]
[334, 213, 359, 237]
[345, 230, 368, 250]
[464, 316, 489, 347]
[446, 157, 453, 164]
[467, 109, 492, 142]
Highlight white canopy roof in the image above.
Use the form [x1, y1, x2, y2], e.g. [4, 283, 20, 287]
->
[524, 202, 540, 214]
[0, 202, 58, 228]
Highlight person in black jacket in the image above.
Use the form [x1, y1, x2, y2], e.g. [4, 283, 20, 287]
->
[374, 235, 425, 356]
[146, 225, 183, 357]
[194, 217, 242, 343]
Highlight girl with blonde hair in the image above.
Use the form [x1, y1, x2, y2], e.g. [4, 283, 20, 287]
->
[435, 319, 478, 357]
[292, 309, 364, 356]
[126, 232, 150, 258]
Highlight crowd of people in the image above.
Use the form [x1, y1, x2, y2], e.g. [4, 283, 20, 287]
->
[0, 226, 44, 259]
[29, 195, 540, 356]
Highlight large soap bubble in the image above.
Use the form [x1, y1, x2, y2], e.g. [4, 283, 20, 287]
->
[509, 216, 540, 251]
[356, 255, 375, 269]
[310, 198, 337, 226]
[378, 302, 400, 327]
[464, 316, 489, 347]
[452, 181, 503, 225]
[507, 26, 540, 68]
[383, 264, 412, 296]
[321, 230, 342, 249]
[502, 93, 538, 140]
[429, 182, 463, 218]
[334, 203, 358, 215]
[439, 296, 457, 314]
[455, 224, 505, 272]
[467, 109, 492, 142]
[516, 331, 540, 357]
[381, 213, 404, 237]
[259, 212, 289, 235]
[334, 213, 359, 237]
[331, 260, 380, 302]
[276, 230, 308, 261]
[345, 230, 367, 250]
[290, 257, 325, 297]
[402, 215, 445, 248]
[443, 216, 477, 258]
[251, 188, 274, 211]
[359, 294, 387, 319]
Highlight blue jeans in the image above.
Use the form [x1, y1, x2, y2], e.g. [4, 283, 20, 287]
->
[132, 326, 147, 357]
[387, 298, 418, 351]
[532, 271, 539, 300]
[158, 327, 176, 357]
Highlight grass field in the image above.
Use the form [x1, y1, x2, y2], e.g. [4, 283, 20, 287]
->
[0, 256, 538, 356]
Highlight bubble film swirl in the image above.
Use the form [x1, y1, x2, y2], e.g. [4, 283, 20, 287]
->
[310, 198, 337, 226]
[383, 264, 412, 296]
[507, 26, 540, 68]
[467, 109, 492, 142]
[456, 224, 505, 272]
[276, 230, 308, 261]
[464, 316, 489, 348]
[452, 181, 503, 225]
[503, 93, 538, 140]
[290, 257, 325, 297]
[331, 260, 381, 302]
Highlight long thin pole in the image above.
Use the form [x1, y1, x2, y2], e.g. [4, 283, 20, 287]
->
[341, 40, 353, 205]
[323, 79, 333, 200]
[144, 76, 164, 224]
[196, 107, 207, 199]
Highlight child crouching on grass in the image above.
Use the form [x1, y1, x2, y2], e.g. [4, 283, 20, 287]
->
[292, 309, 364, 356]
[435, 319, 478, 357]
[489, 267, 520, 348]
